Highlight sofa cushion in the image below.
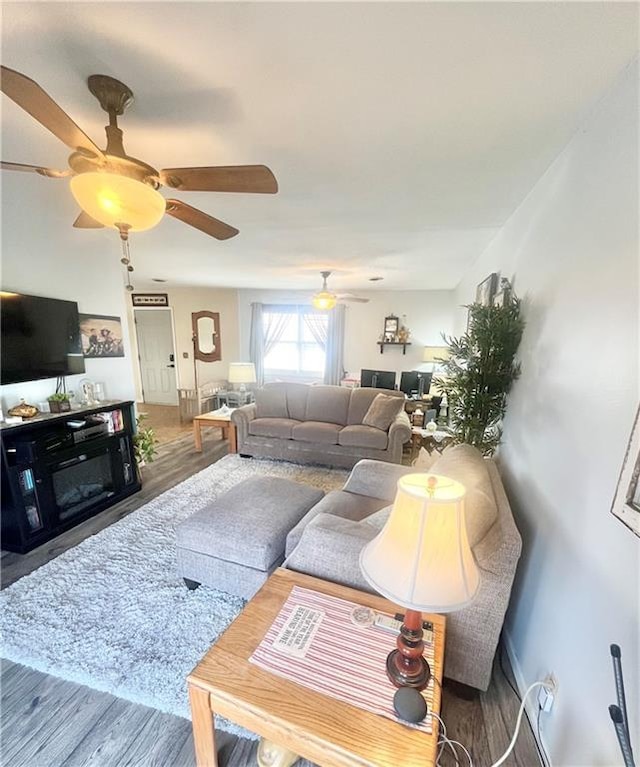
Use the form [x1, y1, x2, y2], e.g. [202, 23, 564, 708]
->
[347, 387, 404, 425]
[362, 393, 405, 431]
[362, 504, 393, 532]
[429, 444, 497, 547]
[305, 385, 351, 425]
[338, 424, 388, 450]
[283, 382, 310, 422]
[292, 421, 342, 444]
[255, 386, 288, 419]
[285, 489, 389, 556]
[176, 476, 324, 570]
[249, 418, 300, 439]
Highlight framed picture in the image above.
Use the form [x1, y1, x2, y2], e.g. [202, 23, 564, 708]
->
[79, 314, 125, 358]
[611, 404, 640, 537]
[383, 315, 399, 341]
[493, 289, 509, 308]
[132, 293, 169, 307]
[476, 273, 498, 306]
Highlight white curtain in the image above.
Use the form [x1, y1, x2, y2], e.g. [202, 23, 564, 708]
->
[249, 303, 290, 386]
[324, 304, 345, 385]
[249, 302, 265, 385]
[303, 312, 328, 350]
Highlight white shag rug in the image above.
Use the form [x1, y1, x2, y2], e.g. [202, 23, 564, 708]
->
[0, 455, 347, 737]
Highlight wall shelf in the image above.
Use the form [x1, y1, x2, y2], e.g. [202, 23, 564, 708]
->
[377, 341, 412, 355]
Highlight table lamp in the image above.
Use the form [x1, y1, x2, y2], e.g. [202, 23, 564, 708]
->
[360, 473, 479, 689]
[228, 362, 256, 392]
[423, 346, 450, 370]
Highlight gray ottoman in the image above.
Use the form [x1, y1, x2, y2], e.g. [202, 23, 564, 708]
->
[176, 476, 324, 599]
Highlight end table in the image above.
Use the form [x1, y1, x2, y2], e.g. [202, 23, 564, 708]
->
[193, 411, 237, 453]
[187, 568, 446, 767]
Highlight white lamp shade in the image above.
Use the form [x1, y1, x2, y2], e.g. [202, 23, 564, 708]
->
[228, 362, 257, 384]
[423, 346, 450, 364]
[359, 474, 480, 613]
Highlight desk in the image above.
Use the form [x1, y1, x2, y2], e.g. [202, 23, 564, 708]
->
[187, 568, 445, 767]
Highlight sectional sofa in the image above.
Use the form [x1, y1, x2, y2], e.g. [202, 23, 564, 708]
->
[284, 445, 523, 691]
[232, 382, 411, 468]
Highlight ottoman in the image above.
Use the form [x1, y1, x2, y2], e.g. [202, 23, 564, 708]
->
[176, 476, 325, 599]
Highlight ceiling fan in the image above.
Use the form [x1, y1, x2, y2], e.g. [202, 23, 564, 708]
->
[311, 271, 369, 310]
[0, 66, 278, 241]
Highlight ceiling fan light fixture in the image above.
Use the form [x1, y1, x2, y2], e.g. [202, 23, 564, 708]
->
[311, 290, 337, 311]
[70, 172, 165, 232]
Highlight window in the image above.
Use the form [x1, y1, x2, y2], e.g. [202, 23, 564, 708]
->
[263, 305, 327, 381]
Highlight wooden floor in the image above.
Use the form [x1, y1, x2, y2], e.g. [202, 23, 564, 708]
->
[137, 403, 193, 446]
[1, 434, 541, 767]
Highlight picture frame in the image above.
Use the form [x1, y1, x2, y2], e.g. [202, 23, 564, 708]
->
[611, 404, 640, 537]
[78, 314, 125, 358]
[132, 293, 169, 307]
[476, 273, 498, 306]
[493, 289, 509, 308]
[383, 315, 399, 341]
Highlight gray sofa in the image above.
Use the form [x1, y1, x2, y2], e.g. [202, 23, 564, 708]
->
[284, 445, 522, 691]
[232, 383, 411, 469]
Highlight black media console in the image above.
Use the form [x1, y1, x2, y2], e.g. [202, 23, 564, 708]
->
[1, 400, 141, 553]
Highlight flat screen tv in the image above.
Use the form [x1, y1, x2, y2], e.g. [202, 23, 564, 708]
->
[1, 292, 85, 385]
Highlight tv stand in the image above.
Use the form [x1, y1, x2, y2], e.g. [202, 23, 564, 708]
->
[1, 400, 140, 553]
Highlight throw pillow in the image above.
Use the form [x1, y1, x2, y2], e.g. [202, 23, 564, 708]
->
[429, 444, 497, 547]
[255, 387, 288, 419]
[412, 447, 437, 470]
[362, 393, 404, 431]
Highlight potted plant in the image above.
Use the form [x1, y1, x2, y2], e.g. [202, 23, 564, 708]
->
[133, 414, 159, 469]
[47, 392, 72, 413]
[435, 297, 525, 456]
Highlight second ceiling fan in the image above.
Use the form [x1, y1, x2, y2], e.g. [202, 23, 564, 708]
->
[311, 271, 369, 310]
[0, 66, 278, 240]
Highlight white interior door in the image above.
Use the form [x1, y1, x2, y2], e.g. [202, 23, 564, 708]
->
[135, 309, 178, 405]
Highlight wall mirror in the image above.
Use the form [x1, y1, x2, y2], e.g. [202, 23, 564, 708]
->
[192, 311, 221, 362]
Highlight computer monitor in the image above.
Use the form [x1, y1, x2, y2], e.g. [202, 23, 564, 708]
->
[400, 371, 433, 398]
[360, 369, 396, 390]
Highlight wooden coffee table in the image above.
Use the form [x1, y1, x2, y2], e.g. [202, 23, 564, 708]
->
[187, 568, 445, 767]
[193, 412, 237, 453]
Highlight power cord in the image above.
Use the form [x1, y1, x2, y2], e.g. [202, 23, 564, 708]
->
[433, 662, 554, 767]
[499, 641, 552, 767]
[490, 682, 551, 767]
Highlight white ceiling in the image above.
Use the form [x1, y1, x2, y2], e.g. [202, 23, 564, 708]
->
[1, 2, 637, 292]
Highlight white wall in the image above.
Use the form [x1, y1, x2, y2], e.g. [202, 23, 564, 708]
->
[0, 181, 136, 410]
[456, 61, 639, 766]
[237, 288, 457, 383]
[126, 286, 239, 400]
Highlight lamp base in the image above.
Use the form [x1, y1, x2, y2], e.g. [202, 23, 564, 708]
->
[385, 608, 431, 691]
[386, 651, 431, 690]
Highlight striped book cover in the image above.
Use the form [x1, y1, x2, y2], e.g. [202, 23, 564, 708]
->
[249, 586, 435, 734]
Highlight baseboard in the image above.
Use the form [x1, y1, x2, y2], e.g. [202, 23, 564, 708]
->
[502, 630, 553, 766]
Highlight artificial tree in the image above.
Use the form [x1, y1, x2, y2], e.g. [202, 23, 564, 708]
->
[435, 298, 525, 455]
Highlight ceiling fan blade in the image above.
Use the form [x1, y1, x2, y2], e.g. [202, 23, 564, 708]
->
[1, 160, 71, 178]
[337, 295, 370, 303]
[73, 211, 104, 229]
[165, 199, 239, 240]
[160, 165, 278, 194]
[1, 66, 103, 157]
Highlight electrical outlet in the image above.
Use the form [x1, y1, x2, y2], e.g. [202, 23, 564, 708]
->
[538, 674, 557, 713]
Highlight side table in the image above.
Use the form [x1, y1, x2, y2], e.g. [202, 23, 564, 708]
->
[187, 568, 445, 767]
[410, 427, 454, 460]
[193, 411, 237, 453]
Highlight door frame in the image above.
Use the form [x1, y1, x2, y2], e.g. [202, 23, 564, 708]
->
[133, 306, 180, 404]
